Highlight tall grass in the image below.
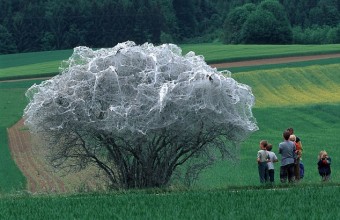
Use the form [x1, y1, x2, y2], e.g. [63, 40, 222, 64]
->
[0, 186, 338, 219]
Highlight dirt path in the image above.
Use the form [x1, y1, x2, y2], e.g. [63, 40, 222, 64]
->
[7, 119, 106, 193]
[7, 119, 66, 193]
[210, 53, 340, 69]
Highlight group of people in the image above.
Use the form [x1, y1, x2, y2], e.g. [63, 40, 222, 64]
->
[257, 127, 332, 184]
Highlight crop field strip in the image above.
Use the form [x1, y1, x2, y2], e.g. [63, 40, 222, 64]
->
[211, 53, 340, 69]
[1, 43, 340, 81]
[234, 64, 340, 108]
[226, 57, 340, 73]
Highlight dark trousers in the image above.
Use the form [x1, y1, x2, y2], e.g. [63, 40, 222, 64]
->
[280, 163, 295, 183]
[258, 162, 268, 183]
[294, 158, 300, 180]
[268, 169, 275, 183]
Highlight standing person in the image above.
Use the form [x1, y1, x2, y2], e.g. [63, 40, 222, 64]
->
[257, 140, 269, 184]
[279, 131, 296, 183]
[266, 144, 278, 183]
[287, 128, 303, 153]
[318, 150, 331, 181]
[289, 135, 301, 181]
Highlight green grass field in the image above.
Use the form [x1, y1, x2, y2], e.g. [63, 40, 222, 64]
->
[0, 80, 43, 192]
[1, 43, 340, 80]
[234, 64, 340, 107]
[0, 186, 339, 219]
[0, 47, 339, 219]
[196, 64, 340, 188]
[198, 104, 340, 188]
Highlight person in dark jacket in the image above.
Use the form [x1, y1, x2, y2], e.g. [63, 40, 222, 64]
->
[317, 150, 331, 181]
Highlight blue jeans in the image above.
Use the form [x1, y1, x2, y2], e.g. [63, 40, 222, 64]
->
[258, 162, 268, 183]
[268, 169, 275, 183]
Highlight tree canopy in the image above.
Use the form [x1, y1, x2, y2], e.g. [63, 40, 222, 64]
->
[224, 0, 293, 44]
[1, 0, 340, 54]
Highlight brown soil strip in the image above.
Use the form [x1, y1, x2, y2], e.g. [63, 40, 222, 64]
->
[210, 53, 340, 69]
[8, 119, 66, 193]
[8, 119, 107, 193]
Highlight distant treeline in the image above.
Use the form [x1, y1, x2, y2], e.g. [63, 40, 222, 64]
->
[1, 0, 340, 54]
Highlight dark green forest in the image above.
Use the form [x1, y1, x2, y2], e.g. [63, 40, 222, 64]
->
[1, 0, 340, 54]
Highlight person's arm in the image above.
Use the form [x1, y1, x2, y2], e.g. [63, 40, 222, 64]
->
[326, 157, 331, 165]
[318, 159, 323, 166]
[257, 151, 261, 163]
[279, 145, 282, 154]
[299, 141, 303, 151]
[273, 154, 278, 163]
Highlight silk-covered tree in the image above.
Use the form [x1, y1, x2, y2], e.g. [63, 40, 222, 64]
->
[24, 42, 258, 188]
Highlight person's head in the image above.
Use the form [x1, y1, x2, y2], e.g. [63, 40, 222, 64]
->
[260, 140, 268, 149]
[318, 150, 328, 160]
[283, 131, 291, 140]
[287, 128, 294, 135]
[266, 144, 273, 151]
[289, 135, 296, 142]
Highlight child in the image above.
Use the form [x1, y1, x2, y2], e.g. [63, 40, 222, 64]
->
[257, 140, 269, 183]
[266, 144, 278, 183]
[290, 135, 301, 180]
[317, 150, 331, 181]
[299, 162, 304, 179]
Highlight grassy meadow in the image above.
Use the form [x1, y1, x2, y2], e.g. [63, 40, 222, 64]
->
[0, 186, 339, 220]
[197, 63, 340, 188]
[0, 46, 339, 218]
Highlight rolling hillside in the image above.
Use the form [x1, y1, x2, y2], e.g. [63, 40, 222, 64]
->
[233, 64, 340, 108]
